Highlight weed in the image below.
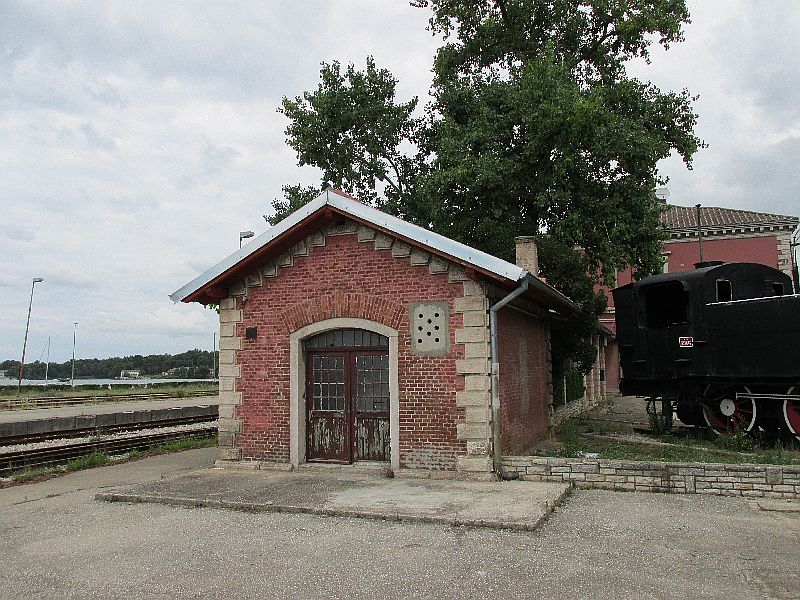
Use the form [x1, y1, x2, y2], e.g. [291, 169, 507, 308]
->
[551, 413, 800, 466]
[65, 452, 110, 472]
[714, 430, 757, 453]
[152, 436, 217, 453]
[11, 465, 61, 482]
[648, 412, 673, 436]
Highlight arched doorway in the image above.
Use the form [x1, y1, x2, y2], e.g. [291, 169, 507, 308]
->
[305, 328, 390, 463]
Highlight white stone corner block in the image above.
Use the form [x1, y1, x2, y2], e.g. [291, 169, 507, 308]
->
[456, 455, 493, 473]
[217, 364, 241, 379]
[219, 309, 243, 324]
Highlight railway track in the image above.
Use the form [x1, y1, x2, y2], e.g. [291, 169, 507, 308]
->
[0, 425, 218, 477]
[0, 389, 218, 411]
[1, 413, 218, 446]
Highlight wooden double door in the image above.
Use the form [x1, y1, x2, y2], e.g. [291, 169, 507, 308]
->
[305, 329, 390, 463]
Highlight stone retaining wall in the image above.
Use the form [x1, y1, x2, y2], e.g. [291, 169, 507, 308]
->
[502, 456, 800, 499]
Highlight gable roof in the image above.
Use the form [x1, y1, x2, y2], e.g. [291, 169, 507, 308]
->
[169, 189, 578, 314]
[662, 204, 798, 231]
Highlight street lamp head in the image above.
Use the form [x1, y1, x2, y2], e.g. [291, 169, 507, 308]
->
[239, 231, 255, 240]
[33, 277, 44, 283]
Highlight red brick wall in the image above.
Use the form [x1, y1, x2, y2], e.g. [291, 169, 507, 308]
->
[664, 235, 779, 273]
[497, 308, 551, 454]
[607, 234, 780, 308]
[233, 232, 467, 470]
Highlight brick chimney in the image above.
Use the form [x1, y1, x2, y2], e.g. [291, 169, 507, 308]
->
[515, 236, 538, 276]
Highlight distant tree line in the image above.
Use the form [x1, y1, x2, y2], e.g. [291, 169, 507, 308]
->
[1, 349, 215, 380]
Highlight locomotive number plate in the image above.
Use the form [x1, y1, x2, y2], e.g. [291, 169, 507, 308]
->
[678, 336, 694, 348]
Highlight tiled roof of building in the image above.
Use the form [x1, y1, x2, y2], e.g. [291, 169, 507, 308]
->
[662, 204, 798, 230]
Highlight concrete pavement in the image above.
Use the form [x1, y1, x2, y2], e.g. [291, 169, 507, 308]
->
[1, 449, 798, 599]
[97, 466, 570, 531]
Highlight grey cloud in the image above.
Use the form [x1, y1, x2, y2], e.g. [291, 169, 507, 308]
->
[705, 5, 800, 129]
[85, 80, 127, 108]
[0, 224, 35, 241]
[201, 142, 240, 175]
[80, 122, 116, 151]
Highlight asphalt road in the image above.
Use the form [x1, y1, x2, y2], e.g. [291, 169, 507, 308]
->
[0, 449, 798, 599]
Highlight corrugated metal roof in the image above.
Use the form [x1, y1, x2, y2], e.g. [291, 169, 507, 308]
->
[170, 189, 539, 303]
[662, 204, 798, 230]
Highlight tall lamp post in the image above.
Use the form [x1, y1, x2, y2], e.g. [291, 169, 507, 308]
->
[239, 230, 254, 248]
[70, 322, 78, 388]
[18, 277, 44, 393]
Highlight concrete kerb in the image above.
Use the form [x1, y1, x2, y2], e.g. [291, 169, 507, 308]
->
[94, 490, 567, 531]
[94, 469, 572, 532]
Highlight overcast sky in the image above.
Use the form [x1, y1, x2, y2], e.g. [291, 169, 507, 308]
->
[1, 1, 798, 363]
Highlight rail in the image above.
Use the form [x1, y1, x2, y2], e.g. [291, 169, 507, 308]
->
[1, 413, 218, 446]
[0, 425, 218, 477]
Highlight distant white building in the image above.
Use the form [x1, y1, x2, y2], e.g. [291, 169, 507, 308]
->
[119, 370, 141, 379]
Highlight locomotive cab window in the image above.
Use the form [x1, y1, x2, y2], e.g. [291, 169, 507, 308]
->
[639, 282, 689, 329]
[716, 279, 732, 302]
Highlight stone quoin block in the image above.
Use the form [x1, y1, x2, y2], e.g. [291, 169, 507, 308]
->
[456, 358, 490, 375]
[456, 390, 490, 407]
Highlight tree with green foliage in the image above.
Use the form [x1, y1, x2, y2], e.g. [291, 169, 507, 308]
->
[270, 57, 423, 225]
[2, 349, 215, 381]
[270, 0, 704, 372]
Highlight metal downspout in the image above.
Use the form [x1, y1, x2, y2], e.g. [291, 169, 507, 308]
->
[490, 278, 529, 477]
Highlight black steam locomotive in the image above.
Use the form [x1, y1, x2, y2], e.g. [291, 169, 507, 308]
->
[613, 262, 800, 439]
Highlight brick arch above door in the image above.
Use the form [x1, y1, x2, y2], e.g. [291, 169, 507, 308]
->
[278, 291, 405, 334]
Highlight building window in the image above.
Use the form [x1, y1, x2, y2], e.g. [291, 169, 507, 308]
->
[716, 279, 732, 302]
[639, 282, 689, 329]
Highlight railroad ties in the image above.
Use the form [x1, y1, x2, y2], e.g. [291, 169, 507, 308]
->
[0, 404, 218, 477]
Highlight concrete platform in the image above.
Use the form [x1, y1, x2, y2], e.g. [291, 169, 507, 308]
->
[96, 467, 570, 531]
[0, 400, 218, 442]
[0, 396, 219, 424]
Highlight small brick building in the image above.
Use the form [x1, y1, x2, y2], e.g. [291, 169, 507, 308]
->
[171, 190, 579, 475]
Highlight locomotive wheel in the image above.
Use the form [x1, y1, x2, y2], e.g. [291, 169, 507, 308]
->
[782, 386, 800, 441]
[702, 385, 757, 435]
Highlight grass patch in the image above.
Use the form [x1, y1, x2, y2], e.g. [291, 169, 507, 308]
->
[65, 451, 110, 472]
[4, 436, 217, 487]
[11, 465, 61, 483]
[152, 436, 217, 453]
[553, 415, 800, 465]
